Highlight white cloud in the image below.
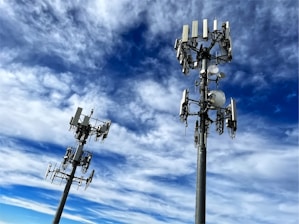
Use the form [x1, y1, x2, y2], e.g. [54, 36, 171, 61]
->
[134, 78, 181, 113]
[0, 196, 97, 224]
[0, 62, 115, 144]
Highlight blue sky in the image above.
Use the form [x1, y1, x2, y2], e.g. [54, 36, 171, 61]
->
[0, 0, 298, 224]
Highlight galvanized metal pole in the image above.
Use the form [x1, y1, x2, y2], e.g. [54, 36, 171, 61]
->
[52, 161, 78, 224]
[195, 50, 209, 224]
[53, 142, 84, 224]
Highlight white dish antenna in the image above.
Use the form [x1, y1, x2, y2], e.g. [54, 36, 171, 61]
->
[208, 90, 226, 109]
[207, 64, 219, 75]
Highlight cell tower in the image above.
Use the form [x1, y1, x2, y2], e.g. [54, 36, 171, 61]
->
[174, 19, 237, 224]
[45, 107, 111, 224]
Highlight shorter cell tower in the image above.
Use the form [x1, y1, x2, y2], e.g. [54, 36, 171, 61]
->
[45, 107, 111, 224]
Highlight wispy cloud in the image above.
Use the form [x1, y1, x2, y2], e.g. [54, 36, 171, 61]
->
[0, 0, 297, 223]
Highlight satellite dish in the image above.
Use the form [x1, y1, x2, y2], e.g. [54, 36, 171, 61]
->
[207, 64, 219, 75]
[208, 90, 226, 109]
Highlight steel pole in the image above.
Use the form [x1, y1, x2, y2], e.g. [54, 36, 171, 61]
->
[52, 161, 78, 224]
[52, 141, 85, 224]
[195, 50, 209, 224]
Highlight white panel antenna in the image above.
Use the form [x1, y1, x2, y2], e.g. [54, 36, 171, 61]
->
[225, 98, 237, 137]
[71, 107, 82, 126]
[192, 20, 198, 38]
[228, 36, 233, 60]
[174, 39, 179, 50]
[231, 98, 237, 123]
[182, 25, 189, 43]
[213, 19, 218, 31]
[225, 21, 232, 60]
[225, 21, 230, 40]
[81, 115, 90, 126]
[203, 19, 208, 39]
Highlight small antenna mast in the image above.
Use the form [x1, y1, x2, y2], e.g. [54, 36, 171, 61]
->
[45, 107, 111, 224]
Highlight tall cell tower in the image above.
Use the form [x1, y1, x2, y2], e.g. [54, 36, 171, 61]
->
[45, 107, 111, 224]
[174, 19, 238, 224]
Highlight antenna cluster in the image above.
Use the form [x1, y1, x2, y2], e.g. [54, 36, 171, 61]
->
[70, 107, 111, 143]
[45, 107, 111, 224]
[174, 19, 232, 75]
[174, 19, 237, 224]
[175, 19, 237, 138]
[45, 161, 94, 190]
[179, 83, 237, 139]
